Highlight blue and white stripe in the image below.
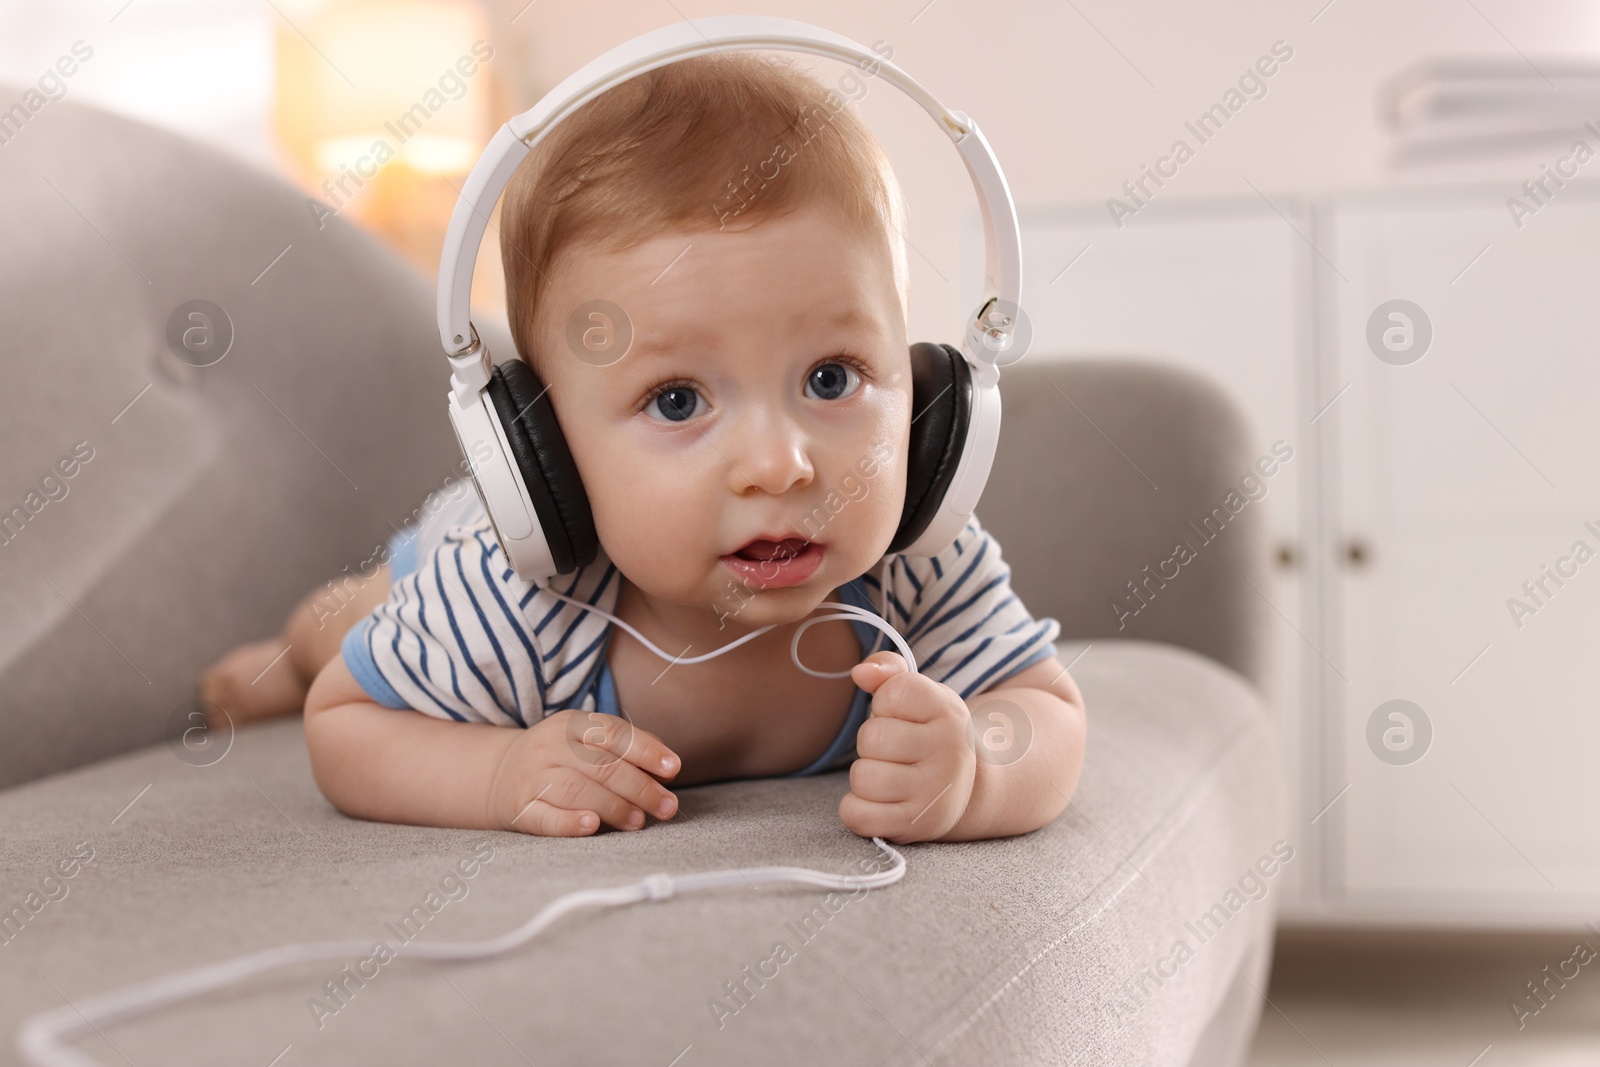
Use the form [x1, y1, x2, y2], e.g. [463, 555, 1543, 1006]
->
[342, 501, 620, 725]
[859, 514, 1061, 702]
[342, 497, 1060, 727]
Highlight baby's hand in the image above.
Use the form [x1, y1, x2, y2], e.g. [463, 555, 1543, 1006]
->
[840, 651, 976, 844]
[487, 709, 681, 836]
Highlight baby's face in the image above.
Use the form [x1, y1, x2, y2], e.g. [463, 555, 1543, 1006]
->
[532, 202, 912, 630]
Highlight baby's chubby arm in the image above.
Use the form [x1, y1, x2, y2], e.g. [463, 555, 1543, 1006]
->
[304, 657, 514, 831]
[304, 656, 682, 836]
[841, 652, 1086, 844]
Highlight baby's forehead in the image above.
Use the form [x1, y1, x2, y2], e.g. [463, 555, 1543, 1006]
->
[573, 205, 891, 267]
[640, 299, 883, 346]
[539, 208, 907, 347]
[595, 194, 887, 256]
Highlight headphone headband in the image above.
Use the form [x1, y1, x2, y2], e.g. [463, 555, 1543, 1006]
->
[435, 14, 1022, 400]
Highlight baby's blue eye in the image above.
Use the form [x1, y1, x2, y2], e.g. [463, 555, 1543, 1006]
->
[643, 360, 863, 423]
[647, 386, 701, 423]
[806, 361, 861, 402]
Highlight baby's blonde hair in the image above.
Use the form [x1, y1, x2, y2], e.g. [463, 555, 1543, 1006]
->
[500, 49, 910, 376]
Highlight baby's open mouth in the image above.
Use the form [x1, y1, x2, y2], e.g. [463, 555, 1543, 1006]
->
[720, 534, 825, 587]
[732, 537, 811, 562]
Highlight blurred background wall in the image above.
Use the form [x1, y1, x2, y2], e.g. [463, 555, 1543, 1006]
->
[5, 0, 1590, 345]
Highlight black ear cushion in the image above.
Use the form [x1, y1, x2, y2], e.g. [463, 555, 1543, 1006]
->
[486, 359, 599, 574]
[888, 342, 973, 554]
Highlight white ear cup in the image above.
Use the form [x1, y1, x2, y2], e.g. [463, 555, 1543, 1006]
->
[448, 384, 558, 579]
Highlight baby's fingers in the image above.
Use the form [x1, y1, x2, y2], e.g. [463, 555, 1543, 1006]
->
[850, 651, 908, 695]
[848, 756, 921, 804]
[506, 797, 600, 837]
[510, 771, 643, 835]
[837, 790, 916, 843]
[565, 711, 680, 778]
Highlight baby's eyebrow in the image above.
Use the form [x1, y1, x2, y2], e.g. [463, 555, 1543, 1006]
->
[628, 329, 717, 361]
[786, 305, 878, 333]
[630, 307, 880, 361]
[624, 323, 720, 361]
[812, 303, 876, 329]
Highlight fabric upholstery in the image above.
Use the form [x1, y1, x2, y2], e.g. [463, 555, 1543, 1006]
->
[0, 641, 1282, 1066]
[0, 88, 510, 790]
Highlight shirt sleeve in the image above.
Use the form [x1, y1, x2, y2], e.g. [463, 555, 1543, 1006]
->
[340, 520, 547, 726]
[876, 512, 1062, 702]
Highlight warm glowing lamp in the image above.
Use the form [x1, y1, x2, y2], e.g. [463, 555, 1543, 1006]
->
[273, 0, 500, 292]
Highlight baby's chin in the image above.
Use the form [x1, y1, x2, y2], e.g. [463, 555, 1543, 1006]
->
[628, 568, 847, 631]
[706, 573, 840, 624]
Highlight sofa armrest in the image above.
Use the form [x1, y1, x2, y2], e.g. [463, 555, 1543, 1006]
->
[983, 357, 1271, 692]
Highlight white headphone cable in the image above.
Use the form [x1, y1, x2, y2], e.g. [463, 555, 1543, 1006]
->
[535, 582, 918, 681]
[18, 594, 915, 1067]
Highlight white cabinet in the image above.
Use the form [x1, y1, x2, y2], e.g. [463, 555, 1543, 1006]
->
[1324, 187, 1600, 924]
[965, 198, 1320, 904]
[980, 183, 1600, 926]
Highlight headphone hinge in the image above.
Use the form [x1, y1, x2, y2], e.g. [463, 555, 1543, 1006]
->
[448, 323, 491, 404]
[964, 298, 1010, 384]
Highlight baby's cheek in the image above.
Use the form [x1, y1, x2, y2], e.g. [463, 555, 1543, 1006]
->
[597, 479, 715, 585]
[854, 453, 906, 553]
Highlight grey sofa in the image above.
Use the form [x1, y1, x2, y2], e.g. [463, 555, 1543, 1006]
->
[0, 91, 1284, 1066]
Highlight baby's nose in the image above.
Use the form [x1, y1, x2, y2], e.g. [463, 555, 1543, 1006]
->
[725, 417, 815, 495]
[730, 447, 814, 496]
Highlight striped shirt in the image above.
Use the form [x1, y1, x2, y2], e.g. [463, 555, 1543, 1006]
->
[342, 488, 1061, 776]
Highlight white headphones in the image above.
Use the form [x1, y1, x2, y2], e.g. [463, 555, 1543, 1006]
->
[436, 14, 1024, 581]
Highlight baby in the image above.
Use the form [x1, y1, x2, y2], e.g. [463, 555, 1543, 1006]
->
[201, 50, 1086, 845]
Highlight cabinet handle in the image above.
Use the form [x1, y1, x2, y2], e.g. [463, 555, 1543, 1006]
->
[1342, 538, 1371, 567]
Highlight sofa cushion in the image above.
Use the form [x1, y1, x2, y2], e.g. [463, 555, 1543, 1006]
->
[0, 640, 1283, 1066]
[0, 88, 514, 790]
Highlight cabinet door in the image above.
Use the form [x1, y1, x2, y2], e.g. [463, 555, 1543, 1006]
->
[1327, 188, 1600, 919]
[976, 200, 1317, 901]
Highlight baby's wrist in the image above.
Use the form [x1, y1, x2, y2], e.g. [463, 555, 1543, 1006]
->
[482, 725, 525, 831]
